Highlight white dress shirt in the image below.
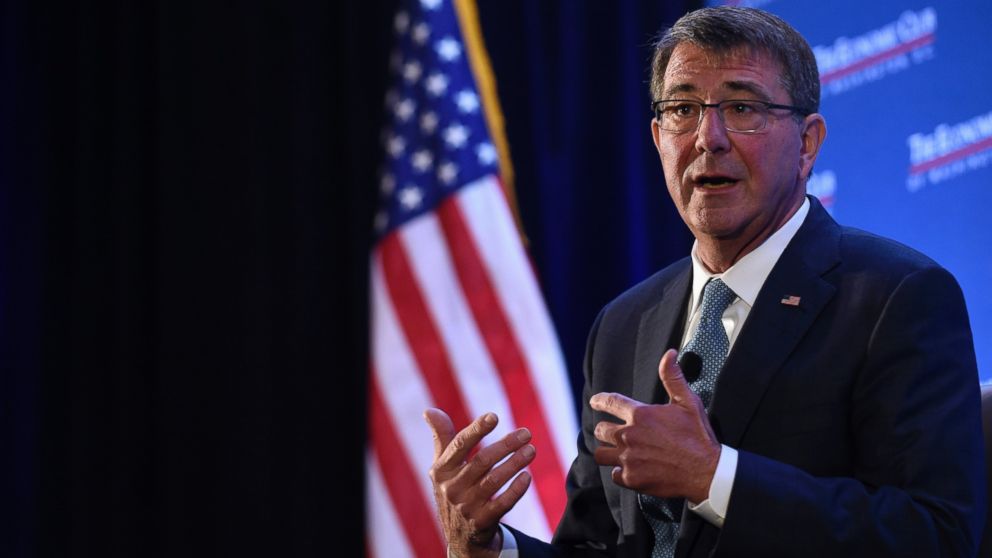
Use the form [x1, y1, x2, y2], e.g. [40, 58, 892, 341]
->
[485, 199, 811, 557]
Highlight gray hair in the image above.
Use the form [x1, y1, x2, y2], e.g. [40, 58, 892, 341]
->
[649, 7, 820, 114]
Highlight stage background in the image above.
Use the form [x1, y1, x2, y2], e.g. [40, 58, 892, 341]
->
[1, 1, 987, 557]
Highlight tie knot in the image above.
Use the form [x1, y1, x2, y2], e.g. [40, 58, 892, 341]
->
[699, 278, 736, 320]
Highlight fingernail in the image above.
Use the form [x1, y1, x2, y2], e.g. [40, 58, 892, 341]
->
[484, 413, 497, 426]
[516, 428, 531, 442]
[521, 445, 535, 458]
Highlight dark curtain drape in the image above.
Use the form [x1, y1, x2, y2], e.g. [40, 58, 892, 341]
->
[479, 2, 697, 399]
[1, 1, 696, 557]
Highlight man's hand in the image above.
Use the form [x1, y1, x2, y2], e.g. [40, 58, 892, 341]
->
[424, 409, 536, 558]
[590, 349, 720, 503]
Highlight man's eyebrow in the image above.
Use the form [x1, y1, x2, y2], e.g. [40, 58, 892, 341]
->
[723, 80, 771, 99]
[662, 83, 698, 99]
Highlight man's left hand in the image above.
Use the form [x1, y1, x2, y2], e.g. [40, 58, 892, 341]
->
[590, 348, 721, 503]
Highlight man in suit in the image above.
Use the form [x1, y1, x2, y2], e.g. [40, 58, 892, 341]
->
[424, 6, 986, 557]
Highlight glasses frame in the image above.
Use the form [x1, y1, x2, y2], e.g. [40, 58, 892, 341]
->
[651, 99, 813, 134]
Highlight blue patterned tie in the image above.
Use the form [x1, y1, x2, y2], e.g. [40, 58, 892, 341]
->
[639, 278, 736, 558]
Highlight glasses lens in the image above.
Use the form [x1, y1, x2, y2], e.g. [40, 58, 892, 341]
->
[720, 101, 767, 132]
[657, 101, 700, 133]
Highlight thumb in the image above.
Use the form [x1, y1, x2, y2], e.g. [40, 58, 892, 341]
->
[423, 408, 456, 459]
[658, 349, 694, 406]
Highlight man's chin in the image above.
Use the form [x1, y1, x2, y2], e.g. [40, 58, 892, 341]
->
[687, 210, 748, 240]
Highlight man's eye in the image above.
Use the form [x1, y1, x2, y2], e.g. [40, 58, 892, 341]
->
[730, 102, 756, 114]
[669, 104, 697, 117]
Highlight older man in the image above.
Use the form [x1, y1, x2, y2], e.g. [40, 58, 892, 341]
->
[425, 7, 985, 558]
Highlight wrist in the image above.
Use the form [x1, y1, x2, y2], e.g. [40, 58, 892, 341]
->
[486, 526, 503, 553]
[449, 527, 502, 558]
[690, 442, 721, 503]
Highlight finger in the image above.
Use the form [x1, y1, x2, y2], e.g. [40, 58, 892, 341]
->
[659, 349, 694, 406]
[593, 421, 624, 446]
[610, 466, 627, 488]
[423, 408, 456, 460]
[460, 428, 532, 484]
[436, 412, 499, 470]
[589, 392, 641, 422]
[476, 443, 536, 500]
[593, 445, 620, 467]
[480, 471, 532, 525]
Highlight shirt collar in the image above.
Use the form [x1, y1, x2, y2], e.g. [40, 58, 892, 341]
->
[689, 197, 810, 311]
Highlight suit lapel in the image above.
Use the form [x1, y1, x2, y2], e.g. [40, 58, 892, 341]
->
[709, 198, 842, 447]
[633, 263, 692, 406]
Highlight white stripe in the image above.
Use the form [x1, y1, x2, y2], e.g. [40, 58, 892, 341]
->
[370, 251, 443, 523]
[399, 214, 515, 432]
[457, 177, 579, 473]
[366, 451, 415, 558]
[398, 211, 552, 540]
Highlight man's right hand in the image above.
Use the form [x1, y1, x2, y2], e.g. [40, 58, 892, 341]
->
[424, 409, 536, 558]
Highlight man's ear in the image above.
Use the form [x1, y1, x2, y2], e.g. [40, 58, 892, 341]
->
[799, 113, 827, 180]
[651, 118, 665, 156]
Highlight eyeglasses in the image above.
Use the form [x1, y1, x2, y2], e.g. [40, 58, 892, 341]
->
[651, 99, 812, 134]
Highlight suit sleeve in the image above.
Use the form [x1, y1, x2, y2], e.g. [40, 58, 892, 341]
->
[716, 266, 987, 557]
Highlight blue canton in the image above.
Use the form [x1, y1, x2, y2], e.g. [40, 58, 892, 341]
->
[375, 0, 500, 238]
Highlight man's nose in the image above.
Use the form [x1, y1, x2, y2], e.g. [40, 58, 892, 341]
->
[694, 107, 731, 153]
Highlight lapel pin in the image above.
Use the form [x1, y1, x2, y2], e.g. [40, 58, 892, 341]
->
[780, 295, 801, 306]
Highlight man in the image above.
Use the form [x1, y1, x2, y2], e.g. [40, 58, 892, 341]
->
[424, 6, 986, 558]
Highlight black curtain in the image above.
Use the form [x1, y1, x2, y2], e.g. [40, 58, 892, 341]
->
[2, 2, 396, 556]
[1, 1, 696, 557]
[478, 1, 697, 400]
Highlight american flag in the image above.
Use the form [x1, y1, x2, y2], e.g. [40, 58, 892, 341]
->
[366, 0, 578, 555]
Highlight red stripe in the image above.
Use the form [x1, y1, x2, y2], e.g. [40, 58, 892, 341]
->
[378, 234, 472, 431]
[820, 33, 934, 84]
[436, 194, 567, 531]
[369, 371, 446, 558]
[909, 134, 992, 175]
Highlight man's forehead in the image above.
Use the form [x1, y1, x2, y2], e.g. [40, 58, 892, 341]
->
[662, 43, 785, 99]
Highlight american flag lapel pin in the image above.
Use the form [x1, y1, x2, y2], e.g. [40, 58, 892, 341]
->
[780, 295, 801, 306]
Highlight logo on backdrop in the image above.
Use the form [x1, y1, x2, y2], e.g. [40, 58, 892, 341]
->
[906, 108, 992, 192]
[814, 8, 937, 98]
[807, 170, 836, 214]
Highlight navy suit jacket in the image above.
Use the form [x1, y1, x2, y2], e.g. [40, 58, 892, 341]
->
[510, 197, 986, 557]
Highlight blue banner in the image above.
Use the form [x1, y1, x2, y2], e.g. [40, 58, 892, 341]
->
[712, 0, 992, 381]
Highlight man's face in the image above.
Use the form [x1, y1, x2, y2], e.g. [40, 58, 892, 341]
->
[652, 42, 824, 256]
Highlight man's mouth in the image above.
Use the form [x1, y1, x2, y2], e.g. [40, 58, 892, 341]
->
[693, 175, 738, 188]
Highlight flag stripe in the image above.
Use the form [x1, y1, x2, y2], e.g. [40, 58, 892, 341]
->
[369, 373, 446, 557]
[458, 179, 578, 472]
[397, 212, 513, 428]
[398, 191, 553, 539]
[366, 452, 415, 558]
[379, 232, 473, 431]
[370, 253, 445, 512]
[436, 193, 568, 528]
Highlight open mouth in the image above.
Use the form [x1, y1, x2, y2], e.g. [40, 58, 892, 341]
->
[694, 175, 738, 188]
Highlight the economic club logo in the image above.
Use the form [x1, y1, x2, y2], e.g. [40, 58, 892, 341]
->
[906, 108, 992, 192]
[814, 8, 936, 98]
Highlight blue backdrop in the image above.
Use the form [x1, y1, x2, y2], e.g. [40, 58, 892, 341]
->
[713, 0, 992, 381]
